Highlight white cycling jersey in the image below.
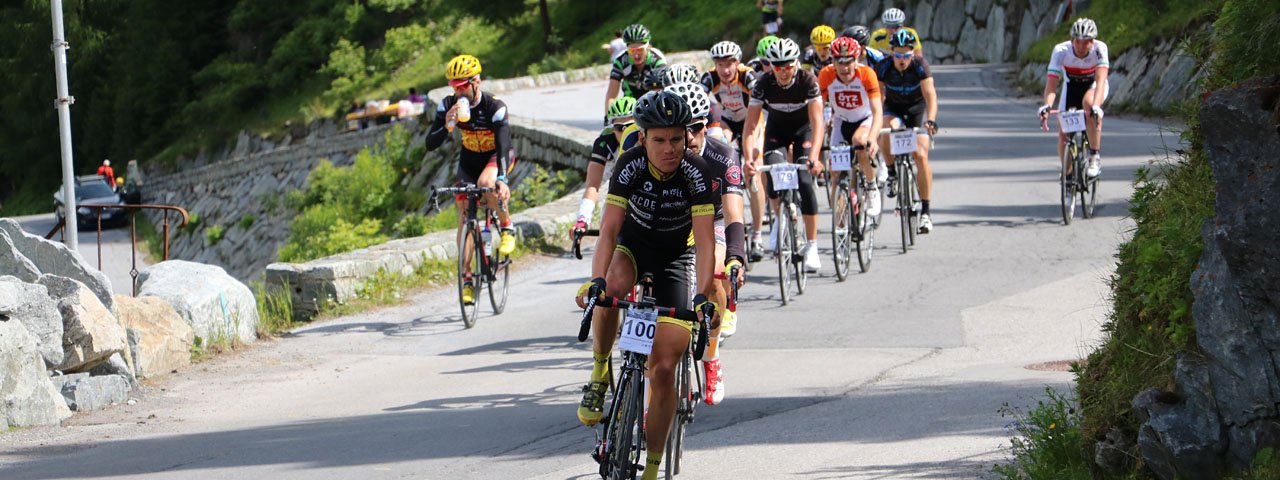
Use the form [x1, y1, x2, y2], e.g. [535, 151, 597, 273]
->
[1046, 40, 1111, 109]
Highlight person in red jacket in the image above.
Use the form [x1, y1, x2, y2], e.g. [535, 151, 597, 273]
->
[96, 160, 115, 187]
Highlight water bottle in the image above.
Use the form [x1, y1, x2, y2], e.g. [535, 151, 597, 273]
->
[481, 224, 492, 256]
[456, 96, 472, 123]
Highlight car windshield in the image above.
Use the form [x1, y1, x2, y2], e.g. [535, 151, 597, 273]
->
[77, 183, 116, 199]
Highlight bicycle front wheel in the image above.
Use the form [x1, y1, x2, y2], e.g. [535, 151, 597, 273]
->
[905, 164, 919, 247]
[1082, 172, 1098, 219]
[488, 252, 509, 315]
[775, 208, 792, 305]
[788, 199, 807, 294]
[1061, 143, 1078, 225]
[897, 156, 912, 253]
[457, 227, 480, 328]
[607, 366, 644, 479]
[854, 173, 874, 273]
[831, 180, 853, 281]
[666, 353, 694, 478]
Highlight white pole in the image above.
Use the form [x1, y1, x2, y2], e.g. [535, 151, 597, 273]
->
[50, 0, 78, 250]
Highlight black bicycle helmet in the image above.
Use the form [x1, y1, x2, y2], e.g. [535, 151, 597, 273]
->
[889, 29, 918, 49]
[633, 90, 693, 130]
[842, 25, 871, 47]
[622, 24, 651, 44]
[644, 65, 669, 91]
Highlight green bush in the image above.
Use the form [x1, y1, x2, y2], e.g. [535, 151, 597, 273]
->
[280, 217, 387, 262]
[252, 281, 296, 337]
[993, 387, 1092, 480]
[393, 213, 431, 238]
[510, 165, 583, 212]
[1021, 0, 1221, 64]
[205, 225, 225, 245]
[239, 214, 255, 230]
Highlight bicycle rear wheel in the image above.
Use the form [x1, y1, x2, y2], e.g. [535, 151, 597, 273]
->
[457, 227, 480, 328]
[788, 199, 807, 294]
[831, 179, 853, 281]
[775, 207, 792, 305]
[854, 173, 873, 273]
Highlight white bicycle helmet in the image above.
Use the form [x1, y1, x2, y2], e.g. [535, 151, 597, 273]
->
[662, 63, 702, 87]
[709, 41, 742, 60]
[882, 8, 906, 27]
[1071, 18, 1098, 39]
[665, 82, 711, 121]
[763, 38, 801, 63]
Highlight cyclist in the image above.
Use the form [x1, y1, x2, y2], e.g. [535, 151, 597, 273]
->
[759, 0, 783, 35]
[844, 25, 888, 69]
[1038, 18, 1109, 178]
[818, 36, 883, 218]
[424, 54, 516, 304]
[702, 41, 768, 263]
[875, 30, 938, 234]
[605, 24, 667, 110]
[573, 96, 637, 237]
[666, 81, 746, 403]
[870, 8, 923, 55]
[574, 90, 721, 480]
[746, 35, 780, 74]
[662, 63, 727, 142]
[743, 38, 826, 273]
[801, 25, 836, 78]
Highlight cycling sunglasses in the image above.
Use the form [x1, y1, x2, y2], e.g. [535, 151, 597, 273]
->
[687, 121, 707, 134]
[834, 56, 857, 64]
[612, 121, 634, 132]
[769, 61, 796, 70]
[892, 51, 914, 59]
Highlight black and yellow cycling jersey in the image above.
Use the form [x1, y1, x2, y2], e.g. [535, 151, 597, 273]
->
[606, 146, 717, 250]
[424, 91, 513, 182]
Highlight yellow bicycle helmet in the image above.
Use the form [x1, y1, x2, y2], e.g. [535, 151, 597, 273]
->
[446, 54, 483, 81]
[810, 25, 836, 46]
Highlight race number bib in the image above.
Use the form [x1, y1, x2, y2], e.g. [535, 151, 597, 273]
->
[769, 164, 800, 190]
[829, 145, 853, 172]
[890, 130, 918, 155]
[1059, 111, 1087, 133]
[617, 307, 657, 355]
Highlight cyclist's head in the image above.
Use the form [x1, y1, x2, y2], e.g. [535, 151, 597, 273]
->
[810, 25, 836, 48]
[664, 82, 712, 149]
[710, 41, 742, 61]
[1070, 17, 1098, 40]
[764, 38, 801, 83]
[644, 65, 669, 92]
[831, 36, 862, 64]
[116, 177, 125, 186]
[889, 29, 917, 49]
[882, 8, 906, 28]
[842, 25, 871, 48]
[662, 63, 701, 87]
[622, 23, 651, 44]
[446, 54, 482, 93]
[607, 96, 637, 121]
[102, 159, 110, 166]
[756, 35, 780, 58]
[634, 91, 691, 168]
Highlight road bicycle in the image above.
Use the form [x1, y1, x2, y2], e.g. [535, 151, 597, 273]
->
[1041, 108, 1099, 224]
[880, 127, 927, 254]
[826, 144, 874, 280]
[430, 185, 510, 328]
[577, 275, 711, 480]
[757, 163, 807, 305]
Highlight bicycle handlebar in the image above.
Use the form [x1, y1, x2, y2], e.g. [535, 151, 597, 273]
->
[577, 293, 713, 360]
[571, 228, 600, 260]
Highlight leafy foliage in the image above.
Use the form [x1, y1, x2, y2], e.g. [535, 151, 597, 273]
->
[993, 387, 1092, 480]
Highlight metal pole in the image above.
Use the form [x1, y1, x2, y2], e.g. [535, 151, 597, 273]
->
[51, 0, 78, 251]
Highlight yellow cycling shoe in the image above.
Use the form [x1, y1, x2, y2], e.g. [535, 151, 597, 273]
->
[461, 280, 475, 305]
[498, 228, 517, 255]
[577, 380, 608, 426]
[720, 310, 738, 339]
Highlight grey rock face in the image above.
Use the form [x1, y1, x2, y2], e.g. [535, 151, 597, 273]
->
[930, 0, 965, 42]
[55, 373, 130, 411]
[137, 260, 259, 344]
[38, 274, 128, 372]
[0, 230, 40, 282]
[0, 277, 64, 367]
[0, 318, 72, 427]
[0, 218, 114, 311]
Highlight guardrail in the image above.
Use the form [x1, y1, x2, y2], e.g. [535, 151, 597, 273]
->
[46, 204, 190, 295]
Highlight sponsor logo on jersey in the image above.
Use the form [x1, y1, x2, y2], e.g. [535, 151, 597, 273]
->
[835, 90, 864, 109]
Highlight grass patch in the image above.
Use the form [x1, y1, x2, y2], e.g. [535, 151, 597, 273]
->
[204, 225, 225, 245]
[1021, 0, 1221, 64]
[253, 280, 297, 338]
[0, 186, 53, 217]
[993, 386, 1093, 480]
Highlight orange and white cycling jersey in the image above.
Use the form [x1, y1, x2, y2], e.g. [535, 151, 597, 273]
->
[818, 63, 880, 123]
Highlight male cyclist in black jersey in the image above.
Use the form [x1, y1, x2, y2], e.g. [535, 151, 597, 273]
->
[605, 24, 667, 110]
[702, 41, 768, 263]
[573, 96, 636, 236]
[425, 54, 516, 304]
[743, 38, 826, 273]
[666, 81, 745, 404]
[575, 91, 721, 480]
[875, 30, 938, 234]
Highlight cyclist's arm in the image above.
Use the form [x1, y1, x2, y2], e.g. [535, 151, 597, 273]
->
[756, 0, 763, 10]
[493, 104, 512, 177]
[592, 199, 625, 279]
[1041, 76, 1060, 110]
[922, 77, 938, 128]
[582, 163, 606, 204]
[776, 0, 783, 16]
[605, 80, 622, 112]
[742, 103, 765, 170]
[691, 209, 717, 297]
[807, 98, 825, 166]
[1092, 68, 1109, 109]
[424, 100, 452, 151]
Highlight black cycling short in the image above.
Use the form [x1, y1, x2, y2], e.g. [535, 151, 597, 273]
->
[1063, 77, 1096, 111]
[762, 124, 819, 216]
[833, 116, 870, 146]
[457, 149, 516, 185]
[615, 235, 694, 327]
[885, 101, 927, 130]
[762, 11, 778, 25]
[723, 118, 745, 140]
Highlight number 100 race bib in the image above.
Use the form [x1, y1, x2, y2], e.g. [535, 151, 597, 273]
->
[617, 307, 657, 355]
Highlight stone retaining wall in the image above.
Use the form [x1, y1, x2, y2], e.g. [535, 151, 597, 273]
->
[1016, 34, 1205, 112]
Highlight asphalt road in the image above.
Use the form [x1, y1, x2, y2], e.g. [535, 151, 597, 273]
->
[11, 213, 147, 296]
[0, 64, 1178, 479]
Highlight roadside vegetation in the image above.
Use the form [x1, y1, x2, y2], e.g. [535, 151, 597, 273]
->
[996, 0, 1279, 477]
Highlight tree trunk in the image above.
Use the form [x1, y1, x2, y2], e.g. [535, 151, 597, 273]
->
[538, 0, 553, 53]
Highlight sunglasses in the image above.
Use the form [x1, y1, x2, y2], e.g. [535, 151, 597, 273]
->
[814, 44, 830, 50]
[770, 62, 795, 70]
[835, 56, 857, 64]
[892, 51, 914, 59]
[627, 44, 649, 52]
[686, 121, 707, 134]
[612, 121, 634, 132]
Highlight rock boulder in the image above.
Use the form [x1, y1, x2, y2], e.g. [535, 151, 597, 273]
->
[0, 230, 39, 282]
[38, 275, 128, 372]
[0, 318, 72, 427]
[0, 277, 64, 368]
[137, 260, 259, 345]
[114, 295, 194, 378]
[0, 218, 114, 312]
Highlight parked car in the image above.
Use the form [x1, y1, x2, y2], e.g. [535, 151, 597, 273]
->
[53, 175, 128, 229]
